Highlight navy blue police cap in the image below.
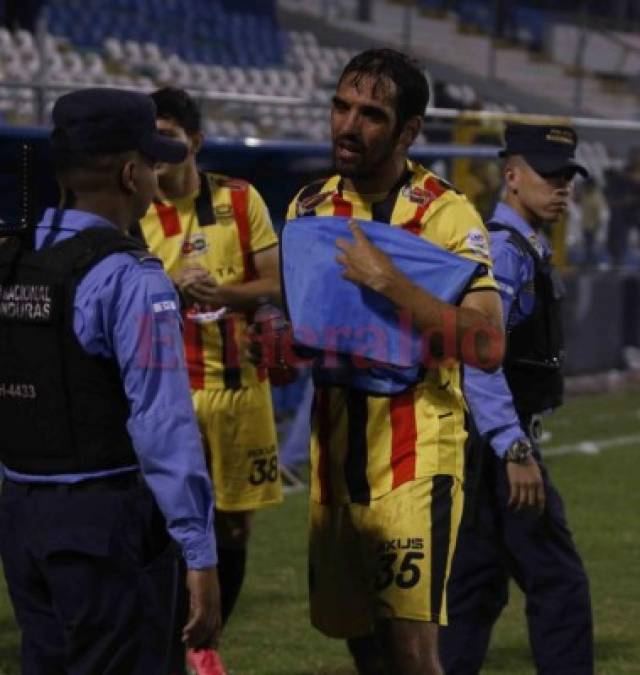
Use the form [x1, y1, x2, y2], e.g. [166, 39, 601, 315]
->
[499, 123, 588, 178]
[51, 87, 187, 163]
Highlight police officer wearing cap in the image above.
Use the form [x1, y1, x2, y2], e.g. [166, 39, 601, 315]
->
[439, 124, 594, 674]
[0, 89, 221, 674]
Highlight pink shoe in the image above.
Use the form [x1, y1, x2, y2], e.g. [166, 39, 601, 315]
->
[186, 648, 228, 675]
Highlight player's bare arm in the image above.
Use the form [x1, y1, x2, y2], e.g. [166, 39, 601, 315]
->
[336, 219, 504, 371]
[186, 244, 281, 309]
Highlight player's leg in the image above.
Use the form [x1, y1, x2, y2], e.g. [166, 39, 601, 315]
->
[309, 500, 378, 647]
[347, 620, 443, 675]
[439, 440, 509, 674]
[214, 509, 252, 625]
[377, 619, 443, 675]
[500, 451, 593, 675]
[346, 634, 386, 675]
[358, 476, 462, 675]
[206, 381, 282, 625]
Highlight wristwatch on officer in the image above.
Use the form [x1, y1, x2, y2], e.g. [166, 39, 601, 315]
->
[504, 438, 533, 464]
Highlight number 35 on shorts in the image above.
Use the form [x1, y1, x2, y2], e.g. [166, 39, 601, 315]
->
[375, 539, 425, 591]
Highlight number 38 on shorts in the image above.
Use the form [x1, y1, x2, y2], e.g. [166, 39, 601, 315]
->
[249, 454, 279, 485]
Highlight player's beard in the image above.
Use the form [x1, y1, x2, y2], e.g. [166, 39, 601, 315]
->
[332, 136, 397, 182]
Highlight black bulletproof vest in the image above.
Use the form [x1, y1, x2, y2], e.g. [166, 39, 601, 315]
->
[488, 222, 565, 418]
[0, 226, 150, 475]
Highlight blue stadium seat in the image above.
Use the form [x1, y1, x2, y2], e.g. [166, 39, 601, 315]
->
[44, 0, 284, 67]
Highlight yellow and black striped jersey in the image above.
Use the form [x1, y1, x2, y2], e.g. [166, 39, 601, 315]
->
[140, 172, 277, 390]
[286, 160, 497, 504]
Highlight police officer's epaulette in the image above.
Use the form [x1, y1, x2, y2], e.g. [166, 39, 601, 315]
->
[124, 248, 161, 265]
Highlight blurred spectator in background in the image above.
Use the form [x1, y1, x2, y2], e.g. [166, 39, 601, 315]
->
[576, 177, 608, 267]
[604, 147, 640, 267]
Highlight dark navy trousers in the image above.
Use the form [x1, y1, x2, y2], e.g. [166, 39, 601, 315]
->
[439, 433, 594, 675]
[0, 474, 178, 675]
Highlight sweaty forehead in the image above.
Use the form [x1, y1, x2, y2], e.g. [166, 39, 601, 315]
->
[337, 71, 397, 107]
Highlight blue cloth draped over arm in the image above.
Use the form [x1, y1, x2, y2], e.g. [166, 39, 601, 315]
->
[281, 216, 483, 369]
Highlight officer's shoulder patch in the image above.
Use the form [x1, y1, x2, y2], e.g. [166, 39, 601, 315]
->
[150, 292, 178, 314]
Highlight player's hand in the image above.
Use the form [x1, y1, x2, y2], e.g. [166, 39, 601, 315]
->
[183, 567, 222, 650]
[188, 277, 222, 305]
[175, 266, 213, 306]
[336, 219, 398, 294]
[506, 456, 545, 513]
[175, 265, 211, 291]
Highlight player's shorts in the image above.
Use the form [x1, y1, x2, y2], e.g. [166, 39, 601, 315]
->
[308, 475, 463, 638]
[192, 379, 282, 512]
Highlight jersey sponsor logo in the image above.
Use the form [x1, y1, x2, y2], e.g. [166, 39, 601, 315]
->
[401, 184, 438, 206]
[465, 228, 490, 259]
[0, 284, 53, 322]
[214, 265, 238, 279]
[296, 190, 333, 217]
[181, 233, 209, 257]
[151, 292, 178, 314]
[378, 537, 424, 553]
[214, 204, 234, 218]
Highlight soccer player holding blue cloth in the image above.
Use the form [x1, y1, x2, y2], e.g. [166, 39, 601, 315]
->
[0, 89, 220, 674]
[283, 49, 505, 675]
[439, 124, 594, 674]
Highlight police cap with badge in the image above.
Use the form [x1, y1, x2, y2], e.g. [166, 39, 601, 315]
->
[499, 123, 589, 179]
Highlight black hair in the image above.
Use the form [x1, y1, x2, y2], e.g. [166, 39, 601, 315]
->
[337, 48, 429, 132]
[151, 87, 201, 135]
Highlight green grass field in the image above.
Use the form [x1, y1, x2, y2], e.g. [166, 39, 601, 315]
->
[1, 390, 639, 674]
